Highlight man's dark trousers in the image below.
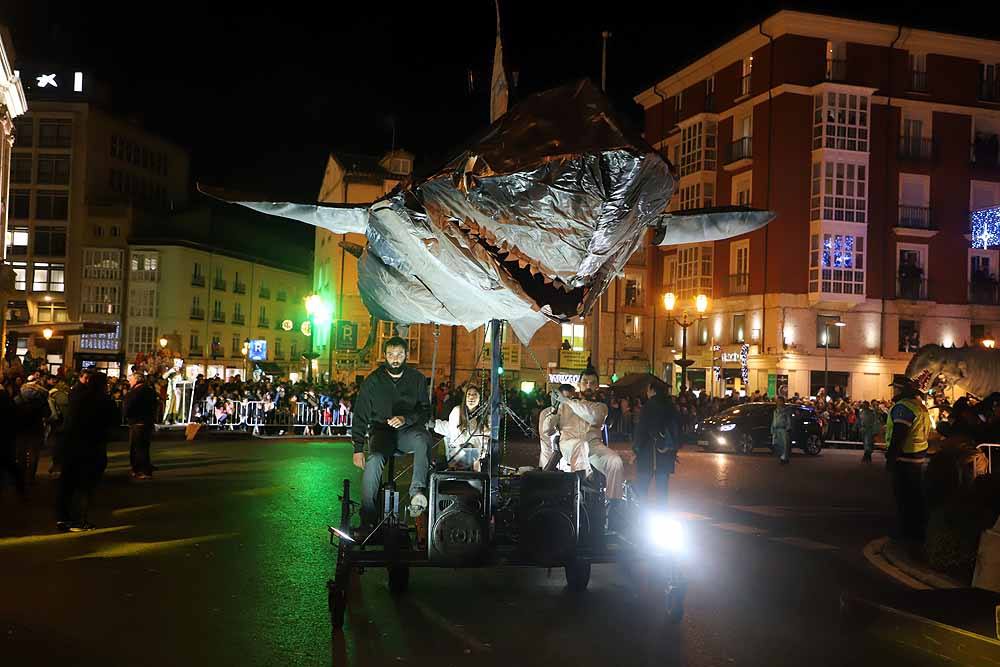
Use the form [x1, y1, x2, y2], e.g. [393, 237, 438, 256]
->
[361, 426, 431, 521]
[635, 446, 672, 509]
[129, 423, 154, 475]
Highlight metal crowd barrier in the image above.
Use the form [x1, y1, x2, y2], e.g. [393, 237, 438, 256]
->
[185, 398, 352, 437]
[978, 443, 999, 474]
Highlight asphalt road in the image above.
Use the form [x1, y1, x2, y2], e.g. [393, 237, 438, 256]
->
[0, 434, 930, 666]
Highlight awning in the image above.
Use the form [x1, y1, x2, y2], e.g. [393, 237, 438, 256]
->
[254, 361, 285, 375]
[6, 321, 118, 337]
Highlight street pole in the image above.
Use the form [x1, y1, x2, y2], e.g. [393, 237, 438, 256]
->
[327, 319, 334, 383]
[601, 31, 611, 92]
[824, 323, 829, 393]
[680, 316, 689, 389]
[307, 315, 315, 384]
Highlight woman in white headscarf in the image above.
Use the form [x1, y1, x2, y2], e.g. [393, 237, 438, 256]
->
[434, 385, 490, 471]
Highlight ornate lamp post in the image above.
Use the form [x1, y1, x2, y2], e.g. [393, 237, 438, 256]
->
[663, 292, 709, 391]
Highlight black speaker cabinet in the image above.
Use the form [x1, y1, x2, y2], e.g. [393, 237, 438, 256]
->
[518, 471, 580, 565]
[428, 471, 490, 565]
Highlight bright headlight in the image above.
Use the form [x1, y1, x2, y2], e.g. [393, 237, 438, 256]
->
[719, 423, 736, 432]
[647, 512, 686, 554]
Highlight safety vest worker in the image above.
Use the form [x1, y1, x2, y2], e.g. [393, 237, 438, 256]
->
[884, 396, 930, 456]
[885, 376, 930, 543]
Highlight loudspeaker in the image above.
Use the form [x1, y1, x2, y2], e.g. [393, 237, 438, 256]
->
[518, 471, 580, 565]
[427, 471, 489, 565]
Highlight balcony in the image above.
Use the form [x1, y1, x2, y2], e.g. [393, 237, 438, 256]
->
[233, 282, 246, 295]
[232, 313, 246, 326]
[259, 287, 271, 299]
[979, 78, 1000, 103]
[189, 307, 205, 320]
[969, 280, 1000, 305]
[728, 273, 750, 296]
[212, 312, 226, 324]
[189, 347, 203, 357]
[825, 59, 847, 82]
[738, 73, 751, 98]
[897, 206, 934, 230]
[896, 276, 928, 301]
[191, 274, 206, 287]
[258, 318, 270, 329]
[898, 136, 933, 162]
[559, 349, 590, 370]
[724, 137, 752, 168]
[971, 135, 1000, 169]
[909, 70, 928, 93]
[130, 269, 159, 283]
[213, 278, 227, 291]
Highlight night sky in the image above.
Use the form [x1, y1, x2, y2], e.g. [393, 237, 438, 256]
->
[4, 1, 1000, 203]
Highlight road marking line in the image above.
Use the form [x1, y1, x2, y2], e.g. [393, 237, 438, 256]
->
[0, 525, 134, 548]
[111, 504, 163, 516]
[411, 599, 492, 652]
[712, 522, 767, 535]
[769, 536, 838, 551]
[64, 532, 239, 560]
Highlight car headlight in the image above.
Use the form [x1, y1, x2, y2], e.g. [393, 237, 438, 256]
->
[647, 512, 686, 555]
[719, 423, 736, 432]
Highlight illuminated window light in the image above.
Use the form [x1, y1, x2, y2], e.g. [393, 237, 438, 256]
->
[971, 205, 1000, 249]
[74, 72, 84, 92]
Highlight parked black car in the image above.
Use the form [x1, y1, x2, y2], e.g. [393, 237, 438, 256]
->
[694, 402, 823, 455]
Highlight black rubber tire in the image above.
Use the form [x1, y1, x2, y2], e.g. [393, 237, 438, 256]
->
[740, 434, 754, 456]
[388, 565, 410, 595]
[565, 560, 592, 592]
[328, 580, 346, 629]
[665, 583, 687, 624]
[804, 435, 822, 456]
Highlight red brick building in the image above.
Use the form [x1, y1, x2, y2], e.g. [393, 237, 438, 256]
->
[635, 10, 1000, 400]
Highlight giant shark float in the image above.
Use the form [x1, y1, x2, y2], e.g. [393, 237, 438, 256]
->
[202, 80, 773, 344]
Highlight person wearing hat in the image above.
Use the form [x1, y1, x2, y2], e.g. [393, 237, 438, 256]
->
[885, 376, 931, 543]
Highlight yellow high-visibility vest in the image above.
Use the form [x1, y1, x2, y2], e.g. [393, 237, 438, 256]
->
[885, 397, 930, 455]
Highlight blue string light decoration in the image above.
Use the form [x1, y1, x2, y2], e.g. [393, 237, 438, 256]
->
[971, 205, 1000, 249]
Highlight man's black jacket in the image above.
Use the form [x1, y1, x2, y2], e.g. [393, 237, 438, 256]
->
[634, 392, 681, 471]
[351, 365, 430, 453]
[123, 383, 158, 424]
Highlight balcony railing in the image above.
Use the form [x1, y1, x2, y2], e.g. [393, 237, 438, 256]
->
[898, 136, 933, 161]
[825, 59, 847, 82]
[213, 278, 226, 291]
[909, 70, 928, 92]
[979, 78, 1000, 102]
[969, 281, 1000, 305]
[232, 314, 246, 326]
[233, 282, 246, 295]
[739, 73, 751, 97]
[972, 136, 1000, 168]
[725, 137, 753, 164]
[258, 318, 270, 328]
[189, 347, 202, 357]
[191, 274, 206, 287]
[728, 273, 750, 295]
[897, 206, 933, 230]
[212, 312, 226, 323]
[130, 269, 159, 283]
[190, 307, 205, 320]
[896, 276, 928, 301]
[259, 287, 271, 299]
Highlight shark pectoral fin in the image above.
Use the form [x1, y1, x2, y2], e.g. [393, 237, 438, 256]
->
[654, 207, 776, 246]
[197, 184, 370, 234]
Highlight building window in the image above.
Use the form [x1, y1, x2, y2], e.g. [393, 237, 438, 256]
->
[696, 319, 710, 346]
[561, 323, 585, 351]
[810, 158, 868, 223]
[12, 156, 32, 183]
[38, 120, 72, 148]
[36, 154, 71, 184]
[36, 301, 69, 323]
[676, 245, 713, 300]
[740, 56, 753, 96]
[36, 191, 69, 220]
[80, 323, 121, 352]
[33, 227, 67, 257]
[12, 190, 30, 219]
[127, 325, 158, 355]
[82, 285, 120, 315]
[624, 270, 644, 307]
[14, 117, 32, 146]
[972, 324, 987, 344]
[899, 319, 920, 353]
[624, 314, 642, 343]
[259, 306, 268, 327]
[290, 341, 298, 360]
[809, 233, 865, 295]
[233, 302, 244, 325]
[674, 91, 683, 114]
[732, 172, 752, 207]
[129, 252, 159, 282]
[662, 255, 677, 289]
[31, 262, 65, 293]
[276, 289, 287, 302]
[129, 287, 158, 318]
[375, 321, 421, 363]
[211, 335, 223, 358]
[11, 262, 27, 291]
[93, 225, 104, 238]
[231, 334, 241, 356]
[729, 240, 750, 295]
[980, 63, 1000, 101]
[705, 75, 716, 110]
[817, 315, 843, 349]
[189, 332, 201, 356]
[679, 120, 717, 177]
[678, 182, 714, 210]
[274, 338, 283, 358]
[909, 53, 927, 91]
[110, 225, 120, 237]
[84, 248, 124, 281]
[825, 41, 847, 81]
[5, 227, 28, 257]
[732, 313, 746, 344]
[812, 90, 869, 152]
[213, 300, 225, 322]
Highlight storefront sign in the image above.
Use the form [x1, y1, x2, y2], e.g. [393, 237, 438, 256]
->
[336, 321, 358, 350]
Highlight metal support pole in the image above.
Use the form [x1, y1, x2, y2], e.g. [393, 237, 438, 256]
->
[824, 324, 829, 393]
[489, 319, 503, 475]
[680, 320, 688, 390]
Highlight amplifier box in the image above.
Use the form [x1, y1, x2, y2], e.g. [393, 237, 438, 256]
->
[428, 471, 490, 566]
[518, 471, 580, 565]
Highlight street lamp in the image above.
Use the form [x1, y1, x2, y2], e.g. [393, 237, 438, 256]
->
[983, 338, 996, 349]
[823, 320, 847, 395]
[664, 292, 709, 391]
[42, 328, 53, 340]
[159, 336, 168, 349]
